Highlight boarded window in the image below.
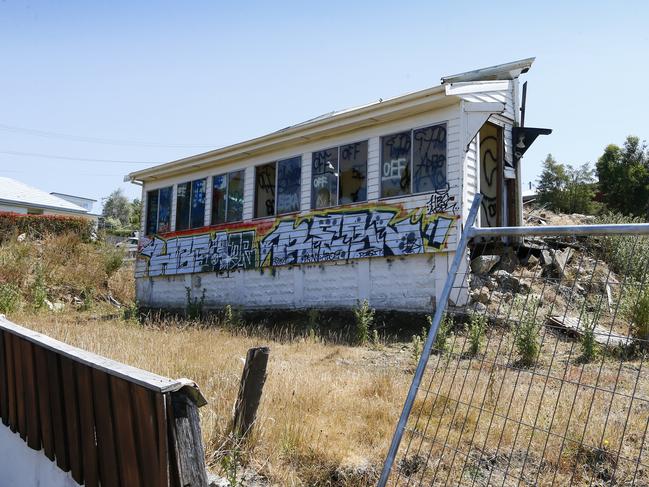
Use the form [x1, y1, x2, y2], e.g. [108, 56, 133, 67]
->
[255, 163, 276, 218]
[277, 156, 301, 214]
[381, 131, 411, 198]
[212, 170, 245, 225]
[312, 147, 338, 209]
[339, 141, 367, 204]
[145, 186, 172, 235]
[413, 123, 447, 193]
[176, 179, 206, 230]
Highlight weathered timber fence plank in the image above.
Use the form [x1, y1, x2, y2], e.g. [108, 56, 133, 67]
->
[61, 356, 84, 483]
[21, 339, 41, 450]
[4, 332, 17, 432]
[92, 367, 120, 487]
[76, 363, 99, 487]
[14, 336, 27, 440]
[233, 346, 270, 438]
[110, 375, 143, 486]
[34, 346, 55, 460]
[46, 349, 70, 472]
[169, 391, 208, 487]
[0, 331, 9, 426]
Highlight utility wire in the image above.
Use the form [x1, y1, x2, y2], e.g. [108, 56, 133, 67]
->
[0, 150, 160, 164]
[0, 122, 216, 148]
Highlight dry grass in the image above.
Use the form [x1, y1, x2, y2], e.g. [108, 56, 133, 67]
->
[12, 307, 411, 486]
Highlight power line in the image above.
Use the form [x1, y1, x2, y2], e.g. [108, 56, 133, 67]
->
[0, 150, 160, 164]
[0, 122, 216, 149]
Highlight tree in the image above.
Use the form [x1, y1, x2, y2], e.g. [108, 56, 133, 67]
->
[102, 189, 131, 229]
[129, 198, 142, 231]
[537, 154, 596, 214]
[596, 136, 649, 216]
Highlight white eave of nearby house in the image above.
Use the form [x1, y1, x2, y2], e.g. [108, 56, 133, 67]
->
[0, 177, 89, 214]
[126, 57, 535, 184]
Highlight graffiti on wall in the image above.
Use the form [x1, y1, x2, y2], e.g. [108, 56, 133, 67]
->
[138, 204, 457, 277]
[480, 123, 501, 227]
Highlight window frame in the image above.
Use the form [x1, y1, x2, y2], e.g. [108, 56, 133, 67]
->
[175, 178, 207, 231]
[379, 121, 449, 201]
[211, 170, 245, 225]
[253, 155, 302, 219]
[310, 139, 369, 210]
[145, 185, 172, 235]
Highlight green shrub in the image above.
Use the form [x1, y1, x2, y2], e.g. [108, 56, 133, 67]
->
[467, 313, 487, 357]
[353, 299, 375, 345]
[101, 244, 125, 276]
[580, 314, 599, 362]
[432, 314, 453, 354]
[223, 304, 242, 328]
[596, 213, 649, 282]
[30, 267, 48, 310]
[625, 285, 649, 349]
[0, 283, 21, 314]
[185, 287, 206, 320]
[411, 334, 423, 366]
[0, 211, 94, 243]
[514, 298, 541, 367]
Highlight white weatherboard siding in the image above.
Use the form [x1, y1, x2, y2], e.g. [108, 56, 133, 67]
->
[137, 252, 455, 311]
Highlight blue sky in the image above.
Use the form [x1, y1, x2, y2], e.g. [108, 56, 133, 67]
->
[1, 1, 647, 212]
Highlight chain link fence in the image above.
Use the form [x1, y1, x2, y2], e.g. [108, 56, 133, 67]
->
[380, 198, 649, 486]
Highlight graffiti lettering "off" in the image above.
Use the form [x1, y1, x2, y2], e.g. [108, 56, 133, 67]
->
[138, 205, 456, 277]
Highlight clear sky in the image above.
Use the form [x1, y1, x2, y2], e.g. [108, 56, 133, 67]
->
[1, 1, 647, 212]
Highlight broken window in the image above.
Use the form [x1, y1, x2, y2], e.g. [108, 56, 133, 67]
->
[212, 170, 244, 225]
[380, 124, 447, 198]
[254, 162, 276, 218]
[311, 141, 368, 209]
[413, 123, 447, 193]
[176, 178, 206, 231]
[339, 141, 367, 204]
[312, 147, 338, 209]
[381, 131, 411, 198]
[255, 156, 301, 217]
[145, 186, 172, 235]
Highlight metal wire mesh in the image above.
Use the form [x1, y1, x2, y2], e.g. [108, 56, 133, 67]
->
[383, 229, 649, 486]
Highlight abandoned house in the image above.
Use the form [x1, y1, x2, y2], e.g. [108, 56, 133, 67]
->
[127, 58, 549, 312]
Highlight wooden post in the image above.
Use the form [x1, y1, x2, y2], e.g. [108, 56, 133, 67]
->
[168, 391, 208, 487]
[233, 347, 269, 438]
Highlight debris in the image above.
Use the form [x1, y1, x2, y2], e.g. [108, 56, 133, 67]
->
[541, 250, 553, 266]
[44, 299, 65, 312]
[16, 233, 26, 242]
[552, 248, 572, 276]
[493, 270, 521, 292]
[496, 247, 519, 273]
[471, 255, 500, 275]
[527, 254, 540, 267]
[546, 315, 633, 348]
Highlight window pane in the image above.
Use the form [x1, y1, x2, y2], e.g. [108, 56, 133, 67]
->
[158, 186, 172, 233]
[211, 174, 227, 225]
[339, 141, 368, 204]
[176, 182, 191, 231]
[381, 132, 411, 198]
[255, 163, 276, 218]
[146, 189, 159, 235]
[312, 147, 338, 209]
[227, 170, 244, 222]
[190, 179, 206, 229]
[413, 123, 447, 193]
[277, 156, 301, 214]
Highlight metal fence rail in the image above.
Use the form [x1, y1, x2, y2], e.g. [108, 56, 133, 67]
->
[380, 197, 649, 486]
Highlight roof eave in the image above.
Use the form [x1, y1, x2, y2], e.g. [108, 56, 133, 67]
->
[0, 198, 88, 214]
[127, 84, 454, 183]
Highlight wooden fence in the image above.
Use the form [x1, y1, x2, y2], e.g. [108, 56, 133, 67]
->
[0, 315, 208, 487]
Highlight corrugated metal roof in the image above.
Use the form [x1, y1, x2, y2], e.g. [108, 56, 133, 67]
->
[0, 177, 88, 213]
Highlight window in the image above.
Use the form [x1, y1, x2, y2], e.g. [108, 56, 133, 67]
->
[254, 156, 302, 217]
[413, 124, 447, 193]
[311, 141, 368, 209]
[145, 186, 172, 235]
[380, 123, 447, 198]
[176, 178, 206, 231]
[312, 147, 338, 209]
[211, 170, 244, 225]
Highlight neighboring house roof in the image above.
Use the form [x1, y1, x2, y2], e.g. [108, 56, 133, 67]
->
[49, 192, 97, 203]
[0, 177, 88, 214]
[126, 57, 535, 184]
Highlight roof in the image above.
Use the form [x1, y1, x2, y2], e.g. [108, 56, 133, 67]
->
[0, 177, 88, 213]
[127, 57, 534, 183]
[50, 192, 97, 203]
